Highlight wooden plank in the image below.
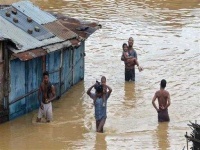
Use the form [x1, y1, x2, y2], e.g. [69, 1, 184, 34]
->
[0, 42, 2, 62]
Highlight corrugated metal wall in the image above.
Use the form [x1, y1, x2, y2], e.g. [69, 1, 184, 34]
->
[46, 51, 61, 98]
[73, 42, 85, 84]
[25, 58, 42, 113]
[9, 57, 42, 119]
[8, 42, 85, 120]
[61, 48, 73, 94]
[0, 42, 9, 123]
[9, 59, 26, 119]
[0, 42, 3, 107]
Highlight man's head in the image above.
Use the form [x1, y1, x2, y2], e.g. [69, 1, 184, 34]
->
[43, 71, 49, 84]
[128, 37, 134, 48]
[96, 85, 103, 97]
[101, 76, 106, 85]
[160, 79, 167, 89]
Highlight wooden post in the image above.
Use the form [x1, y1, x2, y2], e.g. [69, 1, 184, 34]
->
[186, 132, 188, 150]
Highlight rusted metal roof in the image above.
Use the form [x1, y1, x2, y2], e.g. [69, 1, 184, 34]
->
[43, 41, 71, 53]
[69, 39, 81, 47]
[11, 41, 73, 61]
[0, 2, 100, 61]
[12, 1, 57, 25]
[0, 16, 64, 53]
[0, 6, 55, 41]
[12, 48, 47, 61]
[53, 13, 101, 39]
[0, 5, 9, 9]
[44, 20, 77, 40]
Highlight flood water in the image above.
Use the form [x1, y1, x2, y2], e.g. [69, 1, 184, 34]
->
[0, 0, 200, 149]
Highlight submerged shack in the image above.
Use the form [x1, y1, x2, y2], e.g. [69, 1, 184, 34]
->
[0, 1, 101, 123]
[185, 121, 200, 150]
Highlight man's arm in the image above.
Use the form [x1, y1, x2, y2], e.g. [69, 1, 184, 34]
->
[135, 59, 139, 67]
[135, 59, 143, 72]
[106, 85, 112, 95]
[164, 92, 171, 109]
[38, 85, 41, 103]
[105, 85, 112, 98]
[87, 84, 96, 100]
[133, 50, 139, 66]
[134, 51, 143, 71]
[152, 93, 159, 112]
[135, 51, 138, 59]
[38, 85, 43, 109]
[121, 53, 125, 61]
[48, 85, 56, 102]
[87, 84, 95, 96]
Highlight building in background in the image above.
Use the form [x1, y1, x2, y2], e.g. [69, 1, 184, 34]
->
[0, 1, 101, 123]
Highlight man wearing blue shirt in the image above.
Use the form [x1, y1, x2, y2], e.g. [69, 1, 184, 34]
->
[87, 82, 112, 133]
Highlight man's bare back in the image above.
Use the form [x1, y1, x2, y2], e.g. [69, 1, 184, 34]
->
[152, 79, 171, 122]
[155, 89, 170, 110]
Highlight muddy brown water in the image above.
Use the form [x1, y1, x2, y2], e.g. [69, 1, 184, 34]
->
[0, 0, 200, 149]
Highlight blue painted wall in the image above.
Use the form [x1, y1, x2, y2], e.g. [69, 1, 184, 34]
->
[25, 58, 42, 113]
[61, 48, 73, 94]
[73, 42, 85, 84]
[9, 57, 42, 120]
[9, 59, 26, 120]
[8, 42, 85, 121]
[46, 50, 61, 98]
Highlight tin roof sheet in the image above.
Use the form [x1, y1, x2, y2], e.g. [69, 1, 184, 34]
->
[0, 2, 100, 58]
[0, 5, 9, 9]
[69, 39, 81, 47]
[44, 21, 77, 40]
[11, 41, 72, 61]
[0, 16, 64, 53]
[12, 48, 47, 61]
[54, 13, 101, 39]
[43, 41, 71, 53]
[12, 1, 57, 25]
[0, 6, 54, 41]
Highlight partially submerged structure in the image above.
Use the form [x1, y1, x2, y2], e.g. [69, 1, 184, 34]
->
[0, 1, 101, 123]
[185, 121, 200, 150]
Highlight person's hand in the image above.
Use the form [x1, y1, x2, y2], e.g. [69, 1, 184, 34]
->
[138, 66, 143, 72]
[160, 105, 165, 110]
[45, 99, 49, 103]
[40, 104, 44, 110]
[127, 59, 132, 63]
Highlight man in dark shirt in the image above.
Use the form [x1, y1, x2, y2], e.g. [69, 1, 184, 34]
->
[121, 37, 142, 81]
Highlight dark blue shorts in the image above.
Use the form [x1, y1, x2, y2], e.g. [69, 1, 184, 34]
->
[125, 68, 135, 81]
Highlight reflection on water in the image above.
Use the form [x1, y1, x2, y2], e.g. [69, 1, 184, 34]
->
[124, 82, 136, 100]
[123, 82, 136, 109]
[0, 0, 200, 149]
[94, 134, 107, 150]
[156, 122, 170, 150]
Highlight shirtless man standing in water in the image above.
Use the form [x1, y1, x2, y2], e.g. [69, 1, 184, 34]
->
[152, 79, 171, 122]
[36, 71, 56, 123]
